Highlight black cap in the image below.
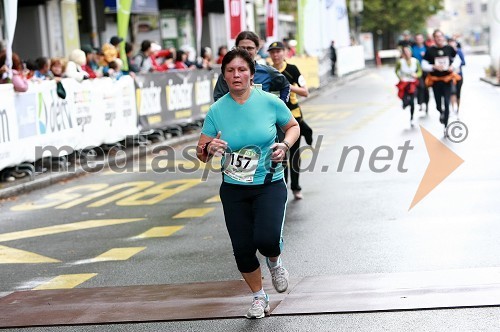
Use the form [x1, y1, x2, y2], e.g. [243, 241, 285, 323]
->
[267, 41, 285, 51]
[81, 44, 98, 55]
[110, 36, 124, 46]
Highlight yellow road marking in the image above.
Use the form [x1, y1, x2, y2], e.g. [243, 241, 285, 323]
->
[0, 218, 145, 243]
[12, 180, 203, 210]
[344, 102, 394, 134]
[117, 179, 202, 206]
[102, 159, 223, 175]
[34, 274, 97, 290]
[0, 245, 60, 264]
[305, 111, 352, 121]
[136, 226, 184, 238]
[11, 184, 109, 211]
[89, 247, 146, 262]
[173, 208, 215, 219]
[57, 182, 153, 209]
[204, 195, 221, 203]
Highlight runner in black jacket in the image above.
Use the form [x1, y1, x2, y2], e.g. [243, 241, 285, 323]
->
[213, 31, 290, 104]
[268, 41, 313, 200]
[421, 30, 462, 131]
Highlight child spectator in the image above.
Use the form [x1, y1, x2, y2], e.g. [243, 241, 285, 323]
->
[199, 46, 213, 70]
[108, 58, 124, 80]
[180, 46, 197, 69]
[216, 45, 227, 64]
[24, 59, 38, 79]
[50, 58, 66, 80]
[174, 50, 189, 70]
[81, 45, 100, 79]
[34, 57, 53, 80]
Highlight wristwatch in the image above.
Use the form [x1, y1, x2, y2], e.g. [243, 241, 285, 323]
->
[203, 142, 211, 155]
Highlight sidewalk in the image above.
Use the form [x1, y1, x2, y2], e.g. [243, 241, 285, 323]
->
[0, 69, 368, 200]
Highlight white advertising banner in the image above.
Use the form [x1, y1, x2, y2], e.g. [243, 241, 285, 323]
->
[337, 45, 365, 77]
[35, 80, 80, 159]
[64, 79, 105, 149]
[328, 0, 350, 48]
[302, 0, 321, 56]
[303, 0, 351, 56]
[0, 77, 139, 173]
[95, 76, 138, 144]
[0, 84, 20, 170]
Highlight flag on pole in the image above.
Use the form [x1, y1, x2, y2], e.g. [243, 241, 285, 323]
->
[195, 0, 203, 56]
[117, 0, 132, 71]
[3, 0, 18, 79]
[224, 0, 246, 47]
[265, 0, 278, 42]
[296, 0, 306, 55]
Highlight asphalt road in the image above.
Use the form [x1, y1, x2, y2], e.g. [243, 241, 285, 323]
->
[1, 55, 500, 331]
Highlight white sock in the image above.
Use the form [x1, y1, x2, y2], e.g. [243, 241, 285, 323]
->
[267, 256, 282, 269]
[253, 288, 266, 298]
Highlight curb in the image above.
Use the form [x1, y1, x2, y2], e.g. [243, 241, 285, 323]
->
[0, 133, 200, 200]
[480, 76, 500, 87]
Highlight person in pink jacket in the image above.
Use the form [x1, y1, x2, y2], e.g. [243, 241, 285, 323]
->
[0, 51, 29, 92]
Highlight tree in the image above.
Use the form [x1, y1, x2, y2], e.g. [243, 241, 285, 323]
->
[348, 0, 443, 49]
[279, 0, 298, 14]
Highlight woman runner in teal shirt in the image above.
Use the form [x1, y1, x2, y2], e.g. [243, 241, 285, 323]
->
[197, 48, 300, 319]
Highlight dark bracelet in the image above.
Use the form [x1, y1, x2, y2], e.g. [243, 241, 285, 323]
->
[282, 140, 291, 150]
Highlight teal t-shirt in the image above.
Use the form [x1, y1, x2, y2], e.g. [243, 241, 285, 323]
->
[202, 88, 292, 185]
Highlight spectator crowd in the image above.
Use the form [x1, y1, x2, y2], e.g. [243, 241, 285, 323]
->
[0, 35, 301, 93]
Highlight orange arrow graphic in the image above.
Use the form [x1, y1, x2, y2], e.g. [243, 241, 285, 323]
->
[409, 126, 464, 211]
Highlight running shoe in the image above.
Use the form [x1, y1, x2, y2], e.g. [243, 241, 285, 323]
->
[245, 294, 270, 319]
[293, 190, 303, 200]
[439, 112, 445, 124]
[269, 265, 289, 293]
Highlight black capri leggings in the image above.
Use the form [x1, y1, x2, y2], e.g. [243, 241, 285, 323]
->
[219, 180, 288, 273]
